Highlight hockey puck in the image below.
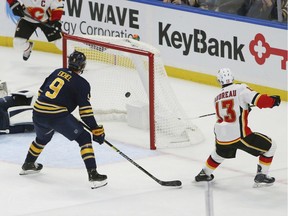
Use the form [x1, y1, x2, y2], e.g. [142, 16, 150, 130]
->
[125, 92, 131, 98]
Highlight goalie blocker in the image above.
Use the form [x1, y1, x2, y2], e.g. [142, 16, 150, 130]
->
[0, 90, 34, 134]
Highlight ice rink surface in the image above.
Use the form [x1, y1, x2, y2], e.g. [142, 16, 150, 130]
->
[0, 46, 287, 216]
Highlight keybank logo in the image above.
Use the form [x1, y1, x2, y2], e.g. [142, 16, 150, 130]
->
[158, 22, 245, 62]
[158, 22, 288, 70]
[250, 33, 287, 70]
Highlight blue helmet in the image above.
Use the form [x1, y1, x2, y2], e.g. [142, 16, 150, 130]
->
[68, 51, 86, 74]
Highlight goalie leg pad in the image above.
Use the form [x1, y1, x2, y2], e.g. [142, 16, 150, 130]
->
[0, 109, 9, 132]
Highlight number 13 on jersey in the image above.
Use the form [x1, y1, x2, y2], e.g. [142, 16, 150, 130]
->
[215, 99, 236, 123]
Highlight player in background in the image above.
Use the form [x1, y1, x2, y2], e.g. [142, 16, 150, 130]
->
[195, 68, 281, 187]
[7, 0, 64, 61]
[19, 50, 107, 189]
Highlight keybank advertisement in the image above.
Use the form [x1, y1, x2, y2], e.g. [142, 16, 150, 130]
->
[1, 0, 287, 91]
[152, 10, 287, 91]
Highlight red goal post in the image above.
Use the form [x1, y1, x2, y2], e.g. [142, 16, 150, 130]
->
[62, 34, 204, 150]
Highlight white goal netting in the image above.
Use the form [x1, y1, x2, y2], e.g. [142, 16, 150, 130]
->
[63, 34, 204, 149]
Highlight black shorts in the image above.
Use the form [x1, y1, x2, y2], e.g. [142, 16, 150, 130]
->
[33, 114, 84, 142]
[15, 18, 62, 42]
[216, 133, 272, 158]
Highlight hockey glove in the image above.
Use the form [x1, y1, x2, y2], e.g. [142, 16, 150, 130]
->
[48, 20, 62, 32]
[10, 1, 25, 17]
[270, 95, 281, 107]
[92, 125, 105, 144]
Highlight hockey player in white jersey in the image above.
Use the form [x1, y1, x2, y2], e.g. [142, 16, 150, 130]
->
[7, 0, 64, 60]
[195, 68, 281, 187]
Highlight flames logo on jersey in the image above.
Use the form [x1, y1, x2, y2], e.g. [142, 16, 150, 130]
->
[26, 7, 45, 20]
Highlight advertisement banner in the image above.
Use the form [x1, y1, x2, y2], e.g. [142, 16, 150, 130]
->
[1, 0, 287, 92]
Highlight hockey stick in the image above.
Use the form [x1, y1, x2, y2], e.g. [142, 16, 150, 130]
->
[190, 112, 216, 120]
[22, 12, 61, 33]
[80, 122, 182, 187]
[182, 105, 256, 120]
[178, 112, 215, 120]
[104, 139, 182, 187]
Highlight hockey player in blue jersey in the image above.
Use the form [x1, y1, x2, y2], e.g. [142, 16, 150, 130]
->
[19, 50, 107, 189]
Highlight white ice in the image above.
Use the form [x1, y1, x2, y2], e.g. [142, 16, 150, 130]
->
[0, 47, 287, 216]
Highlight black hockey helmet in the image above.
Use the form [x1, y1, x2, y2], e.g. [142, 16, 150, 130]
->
[68, 50, 86, 74]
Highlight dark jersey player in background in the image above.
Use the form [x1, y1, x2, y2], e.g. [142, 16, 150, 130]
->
[19, 50, 107, 189]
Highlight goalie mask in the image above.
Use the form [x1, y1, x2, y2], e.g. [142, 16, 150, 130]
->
[68, 51, 87, 74]
[217, 68, 234, 86]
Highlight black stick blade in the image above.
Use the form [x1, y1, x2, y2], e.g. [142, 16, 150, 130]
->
[159, 180, 182, 187]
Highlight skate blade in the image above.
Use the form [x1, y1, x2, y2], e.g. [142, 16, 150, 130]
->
[19, 169, 41, 175]
[90, 180, 108, 189]
[253, 182, 274, 188]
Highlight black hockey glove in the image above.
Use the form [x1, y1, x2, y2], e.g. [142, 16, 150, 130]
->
[10, 1, 25, 17]
[270, 95, 281, 107]
[48, 20, 62, 32]
[92, 125, 105, 144]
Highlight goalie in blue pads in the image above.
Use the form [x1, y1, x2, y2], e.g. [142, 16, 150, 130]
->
[0, 89, 34, 134]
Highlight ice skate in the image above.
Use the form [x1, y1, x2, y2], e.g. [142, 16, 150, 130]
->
[195, 169, 214, 182]
[19, 162, 43, 175]
[88, 168, 107, 189]
[23, 42, 34, 61]
[253, 165, 275, 188]
[253, 174, 275, 188]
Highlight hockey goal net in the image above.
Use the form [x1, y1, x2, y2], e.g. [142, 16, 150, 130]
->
[62, 34, 204, 149]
